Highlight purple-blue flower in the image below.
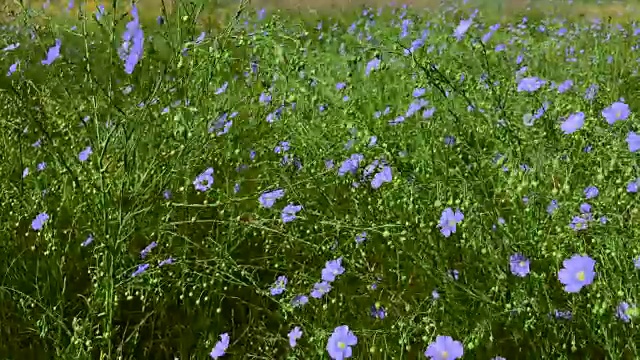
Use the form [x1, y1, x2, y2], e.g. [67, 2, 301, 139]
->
[560, 112, 584, 134]
[558, 254, 596, 293]
[292, 294, 308, 307]
[424, 336, 464, 360]
[131, 263, 149, 277]
[616, 301, 636, 323]
[453, 18, 473, 40]
[270, 275, 287, 296]
[140, 241, 157, 258]
[584, 186, 599, 199]
[602, 101, 630, 125]
[210, 333, 229, 359]
[193, 168, 214, 192]
[81, 234, 94, 247]
[517, 77, 545, 92]
[281, 204, 302, 223]
[437, 208, 464, 237]
[509, 253, 530, 277]
[31, 212, 49, 231]
[79, 146, 92, 161]
[258, 189, 285, 208]
[371, 166, 392, 189]
[310, 281, 331, 298]
[41, 39, 61, 65]
[326, 325, 357, 360]
[321, 257, 345, 282]
[338, 153, 364, 176]
[627, 131, 640, 152]
[288, 326, 302, 348]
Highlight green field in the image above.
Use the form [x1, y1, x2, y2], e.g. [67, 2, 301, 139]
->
[1, 0, 640, 359]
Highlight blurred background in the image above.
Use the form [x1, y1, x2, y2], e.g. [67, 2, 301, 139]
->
[1, 0, 637, 19]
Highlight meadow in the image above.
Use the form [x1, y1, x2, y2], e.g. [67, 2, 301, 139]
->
[1, 0, 640, 359]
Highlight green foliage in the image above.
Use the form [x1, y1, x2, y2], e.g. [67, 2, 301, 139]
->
[0, 1, 639, 359]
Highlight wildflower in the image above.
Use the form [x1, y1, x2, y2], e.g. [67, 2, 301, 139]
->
[163, 189, 172, 199]
[570, 216, 589, 231]
[634, 256, 640, 269]
[193, 168, 214, 192]
[553, 309, 572, 320]
[41, 39, 61, 65]
[437, 208, 464, 237]
[424, 336, 464, 360]
[288, 327, 302, 348]
[627, 131, 640, 152]
[270, 275, 287, 296]
[560, 112, 584, 134]
[602, 101, 630, 125]
[421, 107, 436, 119]
[444, 135, 456, 146]
[616, 301, 636, 323]
[310, 281, 332, 298]
[22, 167, 29, 178]
[326, 325, 357, 360]
[580, 203, 591, 213]
[322, 258, 345, 282]
[582, 85, 598, 102]
[131, 263, 149, 277]
[281, 204, 302, 223]
[365, 58, 381, 76]
[584, 186, 599, 199]
[449, 269, 459, 280]
[557, 79, 573, 93]
[370, 302, 386, 319]
[274, 141, 290, 154]
[291, 295, 308, 307]
[432, 289, 440, 299]
[338, 153, 364, 176]
[119, 6, 144, 74]
[558, 254, 596, 293]
[7, 61, 18, 76]
[32, 212, 49, 231]
[81, 234, 94, 247]
[371, 166, 392, 189]
[258, 92, 271, 104]
[355, 231, 367, 244]
[140, 241, 157, 259]
[158, 257, 174, 267]
[210, 333, 229, 359]
[509, 253, 530, 277]
[413, 88, 426, 97]
[258, 189, 285, 208]
[78, 146, 92, 162]
[453, 18, 473, 40]
[517, 77, 545, 92]
[547, 199, 559, 214]
[2, 43, 19, 51]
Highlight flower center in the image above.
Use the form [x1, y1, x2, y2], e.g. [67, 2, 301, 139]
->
[448, 220, 456, 227]
[519, 261, 526, 267]
[338, 341, 346, 349]
[441, 351, 449, 359]
[616, 111, 621, 118]
[576, 271, 585, 281]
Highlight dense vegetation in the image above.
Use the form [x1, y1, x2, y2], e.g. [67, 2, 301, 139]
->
[1, 0, 640, 358]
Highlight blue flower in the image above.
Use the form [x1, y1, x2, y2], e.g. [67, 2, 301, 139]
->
[437, 208, 464, 237]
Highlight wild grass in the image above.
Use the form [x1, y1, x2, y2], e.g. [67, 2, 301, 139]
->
[1, 0, 640, 359]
